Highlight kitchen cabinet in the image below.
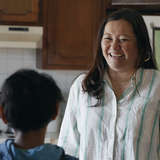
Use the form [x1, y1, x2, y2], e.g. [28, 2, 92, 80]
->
[112, 0, 160, 5]
[0, 0, 41, 25]
[37, 0, 106, 69]
[106, 0, 160, 15]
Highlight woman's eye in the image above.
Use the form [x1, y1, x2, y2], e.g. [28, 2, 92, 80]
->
[120, 38, 128, 42]
[104, 37, 112, 41]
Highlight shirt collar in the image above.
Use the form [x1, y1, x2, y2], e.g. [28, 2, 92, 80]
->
[104, 68, 143, 88]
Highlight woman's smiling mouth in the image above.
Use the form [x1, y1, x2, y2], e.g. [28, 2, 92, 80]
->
[109, 53, 124, 58]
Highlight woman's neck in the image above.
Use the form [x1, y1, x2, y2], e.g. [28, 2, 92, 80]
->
[14, 128, 46, 149]
[108, 68, 136, 83]
[108, 68, 137, 99]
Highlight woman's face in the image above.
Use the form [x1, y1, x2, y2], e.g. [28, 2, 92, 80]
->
[101, 19, 139, 72]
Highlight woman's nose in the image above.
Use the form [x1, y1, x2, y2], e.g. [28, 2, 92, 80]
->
[110, 40, 120, 50]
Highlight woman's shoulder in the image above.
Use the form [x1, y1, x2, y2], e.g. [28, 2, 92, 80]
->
[71, 73, 86, 88]
[143, 68, 160, 77]
[143, 69, 160, 84]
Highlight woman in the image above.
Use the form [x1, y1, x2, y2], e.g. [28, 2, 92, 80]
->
[58, 8, 160, 160]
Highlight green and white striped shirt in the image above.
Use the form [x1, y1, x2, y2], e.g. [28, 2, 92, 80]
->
[58, 68, 160, 160]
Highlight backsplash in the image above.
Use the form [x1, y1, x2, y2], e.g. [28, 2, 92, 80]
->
[0, 48, 85, 139]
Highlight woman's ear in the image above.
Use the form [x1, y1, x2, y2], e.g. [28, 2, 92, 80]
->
[52, 103, 59, 120]
[0, 106, 8, 124]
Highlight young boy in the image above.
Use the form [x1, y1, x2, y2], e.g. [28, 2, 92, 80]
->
[0, 69, 78, 160]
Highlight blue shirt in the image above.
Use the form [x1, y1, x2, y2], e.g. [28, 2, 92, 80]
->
[0, 139, 78, 160]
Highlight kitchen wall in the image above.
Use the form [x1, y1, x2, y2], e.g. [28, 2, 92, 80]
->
[0, 48, 85, 140]
[0, 15, 160, 141]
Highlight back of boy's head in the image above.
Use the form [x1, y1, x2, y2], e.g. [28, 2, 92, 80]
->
[0, 69, 63, 132]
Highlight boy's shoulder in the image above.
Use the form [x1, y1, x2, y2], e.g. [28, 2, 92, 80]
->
[0, 140, 12, 160]
[63, 154, 78, 160]
[51, 145, 78, 160]
[0, 140, 78, 160]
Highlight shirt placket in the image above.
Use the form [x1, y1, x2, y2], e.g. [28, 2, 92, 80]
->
[107, 92, 118, 160]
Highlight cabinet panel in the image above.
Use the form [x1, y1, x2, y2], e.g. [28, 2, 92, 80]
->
[112, 0, 160, 5]
[107, 0, 160, 15]
[0, 0, 40, 24]
[38, 0, 105, 69]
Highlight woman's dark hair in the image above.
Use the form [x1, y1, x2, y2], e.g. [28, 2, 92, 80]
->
[0, 69, 63, 132]
[82, 8, 157, 106]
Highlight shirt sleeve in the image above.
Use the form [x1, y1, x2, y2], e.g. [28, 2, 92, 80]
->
[58, 80, 80, 158]
[159, 117, 160, 159]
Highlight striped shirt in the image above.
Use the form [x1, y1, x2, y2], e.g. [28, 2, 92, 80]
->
[58, 68, 160, 160]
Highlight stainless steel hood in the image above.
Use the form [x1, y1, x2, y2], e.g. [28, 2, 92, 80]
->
[0, 25, 43, 49]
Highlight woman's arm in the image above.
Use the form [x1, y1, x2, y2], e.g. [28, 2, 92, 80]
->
[58, 83, 80, 158]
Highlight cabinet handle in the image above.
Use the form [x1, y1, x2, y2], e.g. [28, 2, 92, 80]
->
[8, 27, 29, 32]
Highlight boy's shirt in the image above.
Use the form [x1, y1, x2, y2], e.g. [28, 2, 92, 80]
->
[0, 139, 78, 160]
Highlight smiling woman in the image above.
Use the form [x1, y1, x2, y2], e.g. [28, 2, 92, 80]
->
[58, 8, 160, 160]
[101, 19, 138, 74]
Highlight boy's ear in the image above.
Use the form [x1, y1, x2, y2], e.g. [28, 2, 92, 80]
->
[52, 103, 59, 120]
[0, 106, 8, 124]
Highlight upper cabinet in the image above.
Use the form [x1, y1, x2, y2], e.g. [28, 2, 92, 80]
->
[37, 0, 106, 69]
[112, 0, 160, 5]
[2, 0, 159, 70]
[107, 0, 160, 15]
[0, 0, 41, 25]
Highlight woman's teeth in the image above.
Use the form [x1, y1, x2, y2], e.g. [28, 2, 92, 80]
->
[109, 53, 123, 57]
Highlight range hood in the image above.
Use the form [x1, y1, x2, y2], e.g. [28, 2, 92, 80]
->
[0, 25, 43, 49]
